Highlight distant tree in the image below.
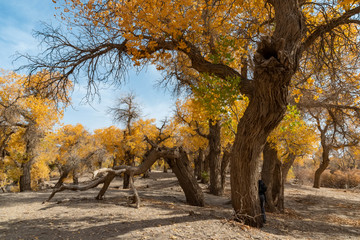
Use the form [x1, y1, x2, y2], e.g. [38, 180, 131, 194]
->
[0, 70, 64, 191]
[20, 1, 360, 226]
[109, 92, 142, 188]
[264, 106, 318, 212]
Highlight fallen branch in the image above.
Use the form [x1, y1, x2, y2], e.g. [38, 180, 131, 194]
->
[44, 142, 204, 207]
[44, 169, 126, 203]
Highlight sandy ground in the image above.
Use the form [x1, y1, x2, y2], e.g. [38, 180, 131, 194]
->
[0, 171, 359, 240]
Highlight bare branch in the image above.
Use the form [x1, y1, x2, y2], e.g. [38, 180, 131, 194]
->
[301, 6, 360, 54]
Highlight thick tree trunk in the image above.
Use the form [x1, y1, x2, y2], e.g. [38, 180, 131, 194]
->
[313, 146, 330, 188]
[231, 69, 291, 226]
[19, 160, 32, 192]
[230, 0, 304, 226]
[261, 142, 278, 212]
[166, 148, 204, 206]
[208, 119, 222, 195]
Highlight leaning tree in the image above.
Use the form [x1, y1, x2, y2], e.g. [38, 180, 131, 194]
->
[20, 0, 360, 227]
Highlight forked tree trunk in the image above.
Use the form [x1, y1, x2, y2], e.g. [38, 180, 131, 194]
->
[313, 146, 330, 188]
[261, 142, 278, 212]
[19, 160, 32, 192]
[208, 119, 222, 195]
[96, 172, 116, 200]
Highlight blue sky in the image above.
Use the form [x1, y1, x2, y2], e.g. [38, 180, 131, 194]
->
[0, 0, 176, 132]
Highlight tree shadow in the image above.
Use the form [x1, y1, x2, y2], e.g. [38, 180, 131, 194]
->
[0, 210, 215, 240]
[263, 189, 360, 239]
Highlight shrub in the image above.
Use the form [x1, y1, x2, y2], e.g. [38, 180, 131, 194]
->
[292, 166, 314, 185]
[321, 169, 360, 189]
[201, 171, 209, 184]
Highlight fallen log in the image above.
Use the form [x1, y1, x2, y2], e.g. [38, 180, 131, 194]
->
[44, 139, 204, 207]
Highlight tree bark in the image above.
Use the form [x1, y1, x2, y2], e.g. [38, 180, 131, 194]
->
[262, 143, 291, 213]
[46, 143, 204, 207]
[166, 147, 204, 206]
[208, 119, 222, 195]
[261, 142, 278, 212]
[313, 146, 330, 188]
[231, 66, 291, 226]
[19, 160, 32, 192]
[230, 0, 305, 226]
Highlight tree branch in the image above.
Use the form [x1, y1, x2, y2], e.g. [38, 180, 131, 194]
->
[301, 6, 360, 54]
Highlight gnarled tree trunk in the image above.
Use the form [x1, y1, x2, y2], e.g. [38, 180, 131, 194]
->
[230, 0, 304, 227]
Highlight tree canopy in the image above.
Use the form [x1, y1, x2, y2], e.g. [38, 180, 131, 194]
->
[18, 0, 360, 227]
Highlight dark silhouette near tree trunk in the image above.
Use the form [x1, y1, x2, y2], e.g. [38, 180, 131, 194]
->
[20, 0, 360, 227]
